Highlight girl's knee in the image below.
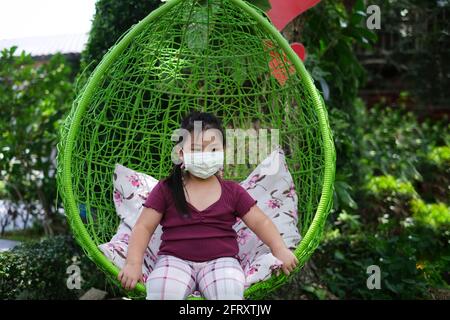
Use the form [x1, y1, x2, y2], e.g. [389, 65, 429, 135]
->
[204, 280, 245, 300]
[146, 277, 193, 300]
[213, 281, 245, 300]
[199, 262, 246, 300]
[145, 255, 195, 300]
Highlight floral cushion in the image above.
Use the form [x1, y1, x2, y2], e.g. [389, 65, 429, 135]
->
[98, 147, 301, 297]
[233, 147, 302, 287]
[98, 222, 155, 284]
[111, 164, 159, 228]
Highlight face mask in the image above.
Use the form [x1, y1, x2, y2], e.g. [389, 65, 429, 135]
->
[182, 151, 224, 179]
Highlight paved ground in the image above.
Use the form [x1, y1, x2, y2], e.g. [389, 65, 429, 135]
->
[0, 239, 21, 252]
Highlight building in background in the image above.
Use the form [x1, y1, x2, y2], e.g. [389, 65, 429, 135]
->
[0, 33, 88, 68]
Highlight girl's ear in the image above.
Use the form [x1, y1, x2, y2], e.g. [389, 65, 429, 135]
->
[171, 144, 184, 165]
[178, 147, 184, 162]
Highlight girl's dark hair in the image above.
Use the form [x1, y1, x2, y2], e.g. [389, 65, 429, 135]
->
[164, 111, 226, 218]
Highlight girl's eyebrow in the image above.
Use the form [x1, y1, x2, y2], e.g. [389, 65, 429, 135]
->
[202, 141, 220, 146]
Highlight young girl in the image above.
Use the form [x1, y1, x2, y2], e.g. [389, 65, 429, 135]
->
[118, 111, 298, 300]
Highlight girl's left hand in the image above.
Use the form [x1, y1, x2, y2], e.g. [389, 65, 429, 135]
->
[272, 246, 299, 276]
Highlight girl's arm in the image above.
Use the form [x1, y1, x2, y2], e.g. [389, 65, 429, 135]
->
[241, 205, 299, 275]
[126, 206, 162, 264]
[118, 207, 162, 290]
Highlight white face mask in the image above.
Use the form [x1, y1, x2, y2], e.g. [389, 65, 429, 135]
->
[182, 151, 224, 179]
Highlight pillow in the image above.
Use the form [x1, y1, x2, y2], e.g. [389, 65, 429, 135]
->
[233, 147, 302, 287]
[111, 164, 159, 228]
[99, 147, 301, 296]
[100, 163, 163, 283]
[98, 222, 155, 284]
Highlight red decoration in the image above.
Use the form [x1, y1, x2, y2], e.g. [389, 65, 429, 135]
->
[290, 42, 306, 61]
[263, 39, 296, 86]
[267, 0, 321, 31]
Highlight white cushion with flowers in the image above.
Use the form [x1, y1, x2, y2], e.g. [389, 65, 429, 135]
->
[98, 147, 301, 297]
[233, 146, 302, 288]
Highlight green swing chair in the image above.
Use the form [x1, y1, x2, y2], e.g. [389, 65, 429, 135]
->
[56, 0, 336, 300]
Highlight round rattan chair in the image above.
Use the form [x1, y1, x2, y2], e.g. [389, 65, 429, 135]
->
[56, 0, 336, 300]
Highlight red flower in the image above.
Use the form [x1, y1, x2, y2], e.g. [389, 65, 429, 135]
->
[114, 190, 123, 205]
[267, 198, 282, 209]
[127, 174, 141, 187]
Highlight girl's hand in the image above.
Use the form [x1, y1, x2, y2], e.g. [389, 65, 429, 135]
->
[118, 261, 144, 290]
[272, 246, 299, 276]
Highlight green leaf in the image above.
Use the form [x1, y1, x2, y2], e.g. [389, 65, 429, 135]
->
[335, 181, 358, 209]
[334, 250, 345, 260]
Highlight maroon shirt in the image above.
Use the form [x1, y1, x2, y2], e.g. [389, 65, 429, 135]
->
[142, 175, 257, 262]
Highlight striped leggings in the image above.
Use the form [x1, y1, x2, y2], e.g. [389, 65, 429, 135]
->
[146, 254, 246, 300]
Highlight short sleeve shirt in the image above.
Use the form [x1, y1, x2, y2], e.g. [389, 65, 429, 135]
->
[142, 175, 257, 262]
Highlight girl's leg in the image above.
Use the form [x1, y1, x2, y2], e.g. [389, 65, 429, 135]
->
[146, 255, 196, 300]
[197, 257, 246, 300]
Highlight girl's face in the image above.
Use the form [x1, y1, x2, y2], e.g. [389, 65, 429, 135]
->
[180, 128, 224, 156]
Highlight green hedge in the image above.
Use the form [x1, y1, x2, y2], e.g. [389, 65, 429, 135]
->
[0, 235, 113, 299]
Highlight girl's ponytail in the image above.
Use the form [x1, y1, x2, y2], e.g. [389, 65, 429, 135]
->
[166, 162, 191, 219]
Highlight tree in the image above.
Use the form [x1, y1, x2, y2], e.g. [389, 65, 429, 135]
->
[0, 47, 74, 235]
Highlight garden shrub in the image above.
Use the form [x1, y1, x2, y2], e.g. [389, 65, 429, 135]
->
[363, 174, 449, 227]
[410, 199, 450, 229]
[0, 235, 113, 299]
[361, 175, 418, 226]
[299, 91, 450, 299]
[315, 214, 449, 299]
[360, 103, 426, 182]
[416, 145, 450, 204]
[427, 146, 450, 167]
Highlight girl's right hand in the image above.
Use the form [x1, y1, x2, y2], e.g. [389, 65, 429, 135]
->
[118, 262, 143, 290]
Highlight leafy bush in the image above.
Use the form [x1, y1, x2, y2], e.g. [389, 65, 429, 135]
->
[0, 46, 74, 235]
[299, 0, 378, 211]
[427, 146, 450, 166]
[0, 235, 112, 299]
[360, 102, 426, 182]
[362, 173, 449, 225]
[410, 199, 450, 229]
[360, 175, 417, 227]
[366, 175, 417, 197]
[416, 145, 450, 203]
[315, 214, 449, 299]
[319, 113, 450, 299]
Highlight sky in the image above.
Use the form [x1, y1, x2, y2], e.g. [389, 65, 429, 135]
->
[0, 0, 97, 39]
